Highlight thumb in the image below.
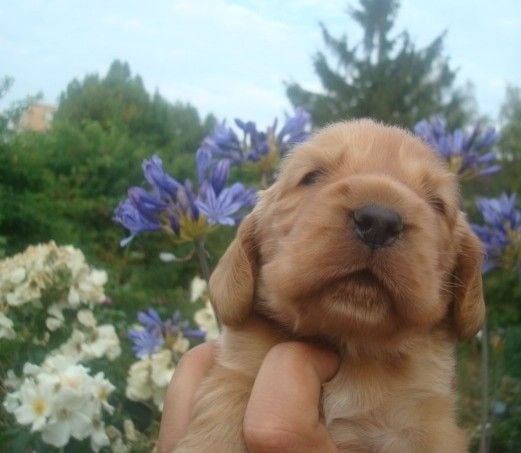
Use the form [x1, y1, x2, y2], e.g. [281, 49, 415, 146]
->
[244, 342, 339, 453]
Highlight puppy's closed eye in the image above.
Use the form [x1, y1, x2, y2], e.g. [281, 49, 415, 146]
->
[429, 196, 446, 215]
[299, 170, 324, 187]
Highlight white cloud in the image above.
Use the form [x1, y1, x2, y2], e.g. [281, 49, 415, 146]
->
[102, 15, 158, 36]
[162, 79, 290, 125]
[171, 0, 291, 38]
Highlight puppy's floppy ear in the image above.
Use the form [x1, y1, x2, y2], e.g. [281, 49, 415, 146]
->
[451, 213, 486, 341]
[209, 213, 258, 326]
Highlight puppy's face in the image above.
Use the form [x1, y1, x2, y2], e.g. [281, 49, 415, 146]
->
[211, 120, 485, 344]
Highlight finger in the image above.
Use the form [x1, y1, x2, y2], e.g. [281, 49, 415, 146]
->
[156, 341, 216, 453]
[244, 342, 339, 453]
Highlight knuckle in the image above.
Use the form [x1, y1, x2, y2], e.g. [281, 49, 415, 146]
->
[176, 342, 214, 369]
[266, 341, 312, 363]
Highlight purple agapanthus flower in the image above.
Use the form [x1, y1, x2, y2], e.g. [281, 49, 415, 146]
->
[196, 146, 213, 184]
[114, 110, 309, 245]
[114, 153, 256, 244]
[142, 155, 182, 200]
[128, 328, 165, 358]
[128, 308, 205, 358]
[137, 308, 163, 330]
[201, 122, 243, 164]
[128, 187, 168, 218]
[199, 108, 311, 166]
[242, 108, 311, 163]
[414, 117, 501, 178]
[275, 107, 311, 156]
[113, 198, 162, 246]
[211, 160, 230, 195]
[472, 193, 521, 273]
[197, 182, 257, 226]
[176, 179, 201, 221]
[195, 149, 256, 226]
[235, 119, 270, 163]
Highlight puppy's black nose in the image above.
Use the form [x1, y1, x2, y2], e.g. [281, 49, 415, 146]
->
[353, 205, 403, 249]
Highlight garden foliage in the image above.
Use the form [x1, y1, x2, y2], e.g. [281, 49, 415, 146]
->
[1, 4, 521, 449]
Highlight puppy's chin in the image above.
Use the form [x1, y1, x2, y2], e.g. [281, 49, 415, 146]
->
[259, 269, 401, 342]
[338, 269, 390, 307]
[320, 270, 399, 338]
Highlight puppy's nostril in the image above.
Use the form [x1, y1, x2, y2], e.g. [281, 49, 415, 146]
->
[353, 204, 403, 249]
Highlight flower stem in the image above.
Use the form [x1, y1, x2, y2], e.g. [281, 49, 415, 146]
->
[195, 239, 211, 284]
[479, 316, 490, 453]
[261, 171, 275, 189]
[195, 238, 221, 330]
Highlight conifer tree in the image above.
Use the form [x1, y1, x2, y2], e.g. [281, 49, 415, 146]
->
[500, 85, 521, 160]
[286, 0, 472, 128]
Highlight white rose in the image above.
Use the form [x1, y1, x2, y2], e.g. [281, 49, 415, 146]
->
[41, 388, 94, 447]
[12, 378, 55, 432]
[150, 350, 175, 388]
[4, 369, 22, 390]
[123, 419, 137, 441]
[89, 270, 107, 287]
[59, 330, 86, 360]
[77, 309, 97, 328]
[194, 302, 219, 340]
[82, 324, 121, 360]
[92, 372, 115, 414]
[45, 317, 63, 332]
[126, 358, 152, 402]
[9, 267, 26, 285]
[172, 335, 190, 354]
[190, 276, 207, 302]
[68, 287, 81, 307]
[90, 418, 110, 452]
[53, 363, 90, 393]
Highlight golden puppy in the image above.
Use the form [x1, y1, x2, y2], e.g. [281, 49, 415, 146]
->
[175, 120, 485, 452]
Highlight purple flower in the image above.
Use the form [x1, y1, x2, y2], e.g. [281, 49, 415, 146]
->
[194, 150, 256, 227]
[113, 199, 162, 246]
[210, 160, 230, 196]
[196, 149, 231, 196]
[117, 112, 287, 245]
[235, 119, 270, 163]
[472, 193, 521, 272]
[176, 180, 200, 221]
[199, 109, 311, 167]
[414, 118, 501, 178]
[167, 311, 206, 340]
[116, 152, 250, 244]
[241, 109, 311, 163]
[128, 308, 205, 358]
[137, 308, 163, 331]
[114, 110, 310, 245]
[128, 329, 164, 358]
[197, 183, 256, 226]
[276, 107, 311, 156]
[202, 123, 243, 164]
[128, 187, 167, 220]
[142, 155, 182, 200]
[196, 146, 212, 185]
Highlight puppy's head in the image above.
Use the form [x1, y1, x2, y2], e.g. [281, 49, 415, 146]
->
[210, 120, 485, 344]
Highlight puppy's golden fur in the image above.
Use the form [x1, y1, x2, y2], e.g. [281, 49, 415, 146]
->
[175, 120, 485, 452]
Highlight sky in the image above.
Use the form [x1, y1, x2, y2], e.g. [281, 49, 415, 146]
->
[1, 0, 520, 126]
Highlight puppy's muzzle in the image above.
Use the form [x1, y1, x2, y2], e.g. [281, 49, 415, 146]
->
[353, 204, 403, 249]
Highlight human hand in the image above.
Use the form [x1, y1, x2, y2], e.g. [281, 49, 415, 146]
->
[157, 341, 339, 452]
